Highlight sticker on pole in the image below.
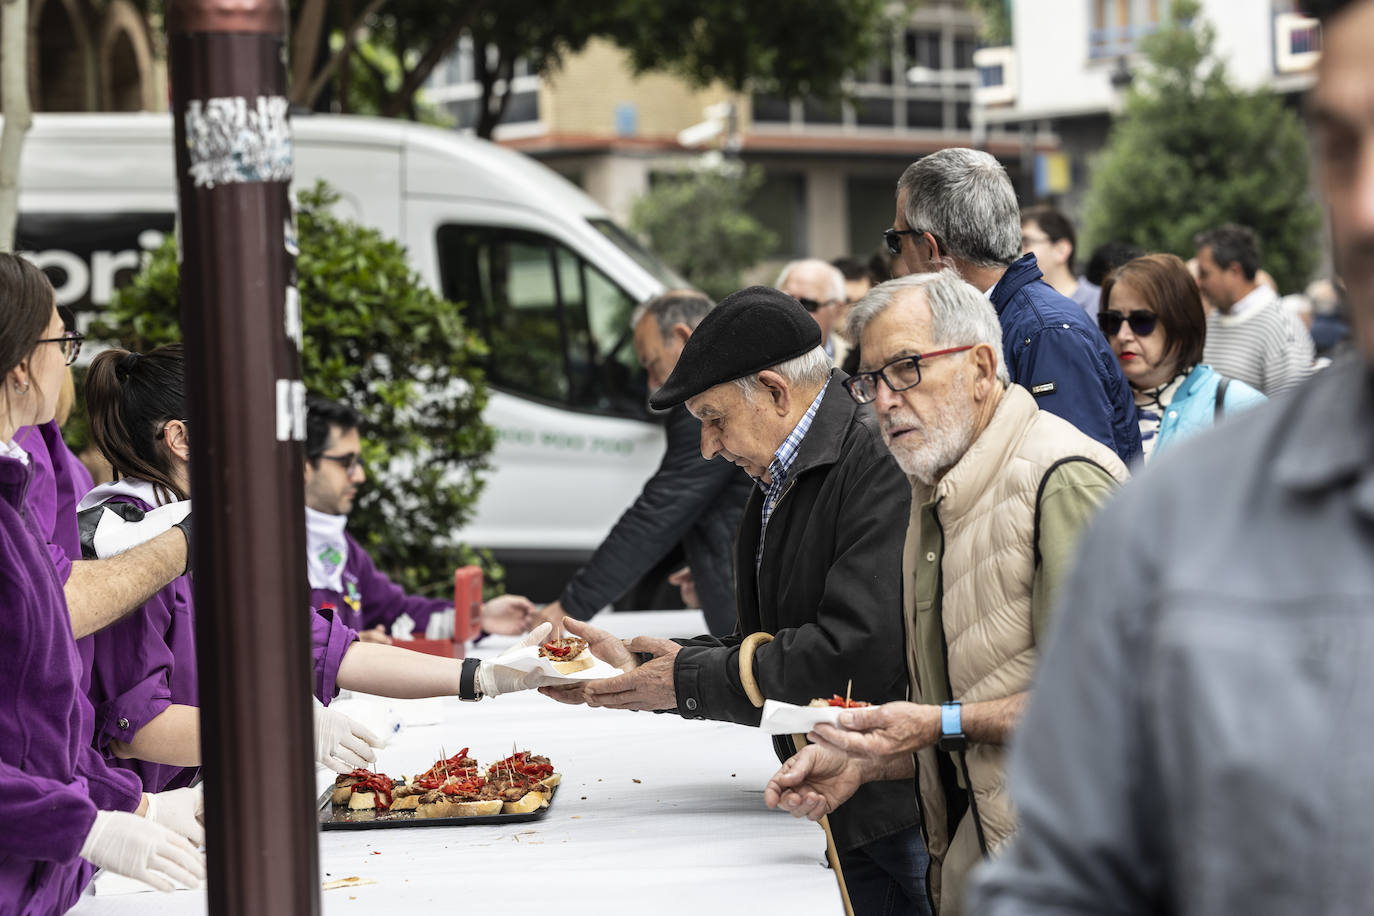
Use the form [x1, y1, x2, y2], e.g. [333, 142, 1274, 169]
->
[184, 95, 293, 189]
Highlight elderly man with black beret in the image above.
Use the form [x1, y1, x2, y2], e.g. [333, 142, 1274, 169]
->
[543, 286, 930, 915]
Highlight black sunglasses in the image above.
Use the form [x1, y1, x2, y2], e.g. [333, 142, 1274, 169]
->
[1098, 309, 1158, 338]
[319, 451, 365, 474]
[796, 297, 836, 313]
[883, 228, 921, 257]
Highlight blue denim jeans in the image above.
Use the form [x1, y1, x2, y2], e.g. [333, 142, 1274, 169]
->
[836, 823, 933, 916]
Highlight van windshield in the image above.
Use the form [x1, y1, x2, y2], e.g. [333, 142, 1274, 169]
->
[587, 218, 690, 291]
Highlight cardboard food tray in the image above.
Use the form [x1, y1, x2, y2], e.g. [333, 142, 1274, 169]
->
[318, 785, 557, 830]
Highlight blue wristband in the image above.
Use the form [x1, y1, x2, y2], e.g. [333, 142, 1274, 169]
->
[940, 702, 962, 736]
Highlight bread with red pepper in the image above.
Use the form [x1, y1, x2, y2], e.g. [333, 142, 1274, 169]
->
[332, 769, 397, 810]
[486, 751, 558, 812]
[808, 694, 870, 709]
[538, 637, 593, 674]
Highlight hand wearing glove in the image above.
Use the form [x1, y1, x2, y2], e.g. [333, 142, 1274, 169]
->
[144, 785, 205, 847]
[80, 810, 205, 892]
[476, 622, 569, 697]
[314, 700, 385, 774]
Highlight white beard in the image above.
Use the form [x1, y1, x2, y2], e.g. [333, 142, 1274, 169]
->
[880, 376, 977, 486]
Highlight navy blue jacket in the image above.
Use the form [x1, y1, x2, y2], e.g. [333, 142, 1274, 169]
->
[990, 254, 1142, 465]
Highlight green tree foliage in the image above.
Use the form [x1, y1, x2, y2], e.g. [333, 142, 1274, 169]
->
[630, 164, 776, 301]
[1081, 0, 1321, 294]
[94, 183, 498, 597]
[957, 0, 1011, 44]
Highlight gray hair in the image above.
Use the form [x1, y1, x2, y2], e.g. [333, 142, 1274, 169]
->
[847, 270, 1010, 386]
[897, 148, 1021, 270]
[630, 289, 715, 342]
[733, 346, 833, 397]
[775, 259, 846, 303]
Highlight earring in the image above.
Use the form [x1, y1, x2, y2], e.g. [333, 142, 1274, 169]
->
[12, 379, 28, 395]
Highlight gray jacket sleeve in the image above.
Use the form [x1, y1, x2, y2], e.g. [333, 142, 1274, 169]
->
[968, 483, 1165, 914]
[559, 407, 743, 619]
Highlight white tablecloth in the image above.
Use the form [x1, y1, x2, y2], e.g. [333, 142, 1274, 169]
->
[71, 611, 841, 915]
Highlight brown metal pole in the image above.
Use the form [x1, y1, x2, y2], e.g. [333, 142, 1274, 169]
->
[167, 3, 319, 915]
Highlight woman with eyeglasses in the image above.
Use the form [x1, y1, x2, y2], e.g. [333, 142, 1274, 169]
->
[0, 255, 205, 906]
[1099, 253, 1266, 462]
[78, 343, 565, 785]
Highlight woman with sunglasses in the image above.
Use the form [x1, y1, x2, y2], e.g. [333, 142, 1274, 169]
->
[1099, 253, 1265, 462]
[0, 255, 204, 907]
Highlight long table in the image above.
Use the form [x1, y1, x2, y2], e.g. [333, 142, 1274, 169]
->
[71, 611, 841, 915]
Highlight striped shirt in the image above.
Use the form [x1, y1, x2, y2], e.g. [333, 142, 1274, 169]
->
[1204, 287, 1314, 396]
[756, 379, 830, 569]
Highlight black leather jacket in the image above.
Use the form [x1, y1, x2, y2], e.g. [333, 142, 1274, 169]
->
[672, 374, 921, 852]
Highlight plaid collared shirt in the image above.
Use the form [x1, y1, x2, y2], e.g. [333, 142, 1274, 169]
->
[756, 379, 830, 570]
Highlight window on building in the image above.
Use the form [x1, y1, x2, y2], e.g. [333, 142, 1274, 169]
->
[748, 172, 807, 259]
[855, 95, 897, 127]
[802, 96, 844, 125]
[906, 99, 945, 129]
[1090, 0, 1164, 59]
[435, 225, 646, 416]
[954, 36, 977, 71]
[751, 92, 792, 123]
[904, 29, 943, 71]
[846, 176, 900, 258]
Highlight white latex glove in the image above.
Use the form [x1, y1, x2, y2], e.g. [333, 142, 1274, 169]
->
[313, 699, 385, 774]
[476, 622, 564, 697]
[144, 786, 205, 847]
[80, 810, 205, 892]
[390, 612, 416, 641]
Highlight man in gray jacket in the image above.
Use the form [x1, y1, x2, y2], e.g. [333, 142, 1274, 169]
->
[968, 1, 1374, 912]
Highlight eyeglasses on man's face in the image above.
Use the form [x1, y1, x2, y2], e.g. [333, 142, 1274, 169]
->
[796, 297, 838, 313]
[1098, 309, 1158, 338]
[319, 451, 366, 474]
[35, 330, 84, 367]
[842, 346, 974, 405]
[883, 227, 944, 259]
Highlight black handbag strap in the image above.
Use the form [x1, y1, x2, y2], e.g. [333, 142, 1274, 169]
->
[1214, 376, 1231, 422]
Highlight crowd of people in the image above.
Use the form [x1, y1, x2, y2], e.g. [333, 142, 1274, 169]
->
[1, 0, 1369, 913]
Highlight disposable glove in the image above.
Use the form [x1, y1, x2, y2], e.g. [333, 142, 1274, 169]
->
[80, 810, 205, 892]
[144, 785, 205, 847]
[476, 622, 568, 697]
[314, 699, 385, 774]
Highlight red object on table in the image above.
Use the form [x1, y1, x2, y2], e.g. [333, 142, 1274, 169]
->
[393, 566, 484, 659]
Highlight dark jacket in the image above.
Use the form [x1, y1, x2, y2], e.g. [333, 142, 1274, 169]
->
[672, 374, 921, 852]
[991, 254, 1142, 465]
[560, 405, 752, 635]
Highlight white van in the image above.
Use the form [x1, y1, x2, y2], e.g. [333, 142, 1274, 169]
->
[16, 113, 687, 597]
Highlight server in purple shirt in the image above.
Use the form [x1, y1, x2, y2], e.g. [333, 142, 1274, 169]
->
[304, 397, 533, 643]
[0, 253, 204, 907]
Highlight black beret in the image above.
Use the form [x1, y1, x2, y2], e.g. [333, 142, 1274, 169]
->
[650, 285, 823, 409]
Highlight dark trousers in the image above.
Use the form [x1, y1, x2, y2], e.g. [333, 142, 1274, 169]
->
[836, 823, 933, 916]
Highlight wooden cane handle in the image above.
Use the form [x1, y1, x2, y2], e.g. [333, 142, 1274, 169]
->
[739, 631, 775, 709]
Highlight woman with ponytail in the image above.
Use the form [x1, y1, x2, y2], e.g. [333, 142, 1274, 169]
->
[78, 344, 203, 793]
[79, 344, 568, 784]
[0, 255, 203, 908]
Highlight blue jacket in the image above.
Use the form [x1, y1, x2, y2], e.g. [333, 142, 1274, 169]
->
[990, 254, 1142, 465]
[1151, 364, 1266, 460]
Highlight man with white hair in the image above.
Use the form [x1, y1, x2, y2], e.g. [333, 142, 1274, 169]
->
[777, 258, 849, 364]
[885, 149, 1141, 465]
[764, 271, 1129, 915]
[543, 285, 929, 915]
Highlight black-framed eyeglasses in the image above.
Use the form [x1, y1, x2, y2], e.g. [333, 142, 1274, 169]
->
[842, 346, 975, 405]
[35, 330, 84, 367]
[796, 296, 838, 313]
[1098, 309, 1158, 338]
[884, 227, 941, 257]
[319, 451, 365, 474]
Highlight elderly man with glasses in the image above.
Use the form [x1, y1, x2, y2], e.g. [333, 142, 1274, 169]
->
[540, 286, 930, 916]
[303, 396, 535, 644]
[882, 149, 1141, 466]
[765, 271, 1128, 916]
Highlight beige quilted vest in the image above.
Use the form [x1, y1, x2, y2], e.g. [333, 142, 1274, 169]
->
[904, 385, 1128, 911]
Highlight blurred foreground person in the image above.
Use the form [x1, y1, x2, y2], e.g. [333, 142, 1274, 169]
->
[1098, 254, 1265, 462]
[0, 255, 204, 907]
[969, 1, 1374, 911]
[765, 272, 1128, 914]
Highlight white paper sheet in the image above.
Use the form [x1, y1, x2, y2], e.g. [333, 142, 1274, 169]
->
[758, 699, 849, 735]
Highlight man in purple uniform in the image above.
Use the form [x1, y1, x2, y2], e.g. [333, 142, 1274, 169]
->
[304, 397, 533, 642]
